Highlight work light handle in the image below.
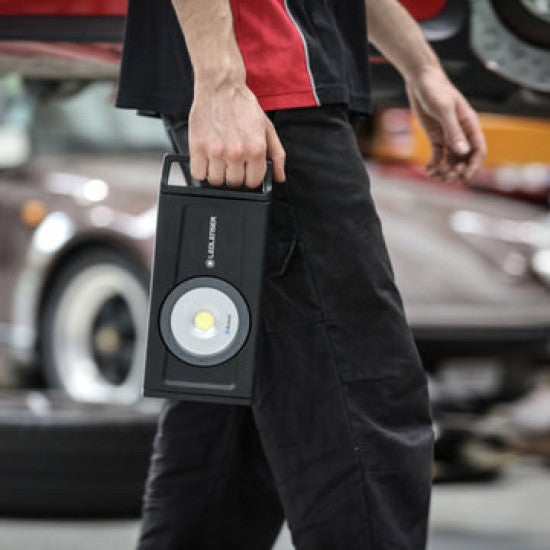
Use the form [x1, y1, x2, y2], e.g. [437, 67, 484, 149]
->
[161, 154, 272, 195]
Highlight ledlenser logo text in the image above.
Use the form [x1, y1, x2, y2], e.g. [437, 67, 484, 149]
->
[205, 215, 217, 268]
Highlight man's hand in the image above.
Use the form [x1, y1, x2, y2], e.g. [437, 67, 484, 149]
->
[172, 0, 285, 188]
[189, 81, 285, 188]
[405, 67, 487, 182]
[366, 0, 487, 182]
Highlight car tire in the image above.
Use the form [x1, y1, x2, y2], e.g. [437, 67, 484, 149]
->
[0, 390, 158, 517]
[492, 0, 550, 50]
[40, 246, 150, 404]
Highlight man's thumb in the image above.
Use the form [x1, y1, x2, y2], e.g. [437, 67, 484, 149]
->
[266, 122, 286, 182]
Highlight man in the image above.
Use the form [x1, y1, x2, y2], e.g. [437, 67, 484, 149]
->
[117, 1, 486, 548]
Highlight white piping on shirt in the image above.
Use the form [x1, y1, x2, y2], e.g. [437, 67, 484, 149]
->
[283, 0, 320, 105]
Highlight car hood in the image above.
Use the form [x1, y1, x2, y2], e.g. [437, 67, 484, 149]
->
[369, 162, 550, 328]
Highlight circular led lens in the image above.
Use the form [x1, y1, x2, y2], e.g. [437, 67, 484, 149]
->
[169, 287, 238, 357]
[159, 277, 250, 366]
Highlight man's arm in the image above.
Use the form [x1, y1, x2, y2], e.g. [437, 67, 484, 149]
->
[366, 0, 487, 181]
[171, 0, 285, 187]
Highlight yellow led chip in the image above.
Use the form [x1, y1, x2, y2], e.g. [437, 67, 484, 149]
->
[193, 310, 215, 331]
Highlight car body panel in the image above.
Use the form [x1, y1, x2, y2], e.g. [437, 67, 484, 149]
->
[0, 42, 121, 79]
[0, 1, 127, 16]
[368, 162, 550, 328]
[399, 0, 447, 21]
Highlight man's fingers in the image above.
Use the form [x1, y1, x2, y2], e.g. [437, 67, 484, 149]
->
[223, 141, 245, 187]
[427, 145, 444, 169]
[241, 137, 266, 188]
[190, 116, 285, 188]
[461, 107, 487, 180]
[464, 148, 485, 181]
[428, 147, 460, 181]
[244, 157, 267, 188]
[206, 156, 225, 186]
[189, 150, 208, 181]
[427, 143, 444, 175]
[441, 103, 470, 156]
[266, 121, 286, 183]
[454, 161, 467, 179]
[225, 161, 246, 187]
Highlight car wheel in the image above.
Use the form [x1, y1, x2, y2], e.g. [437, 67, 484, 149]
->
[0, 390, 158, 517]
[41, 246, 149, 404]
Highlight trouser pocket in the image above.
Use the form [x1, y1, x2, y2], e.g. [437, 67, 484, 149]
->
[262, 187, 323, 333]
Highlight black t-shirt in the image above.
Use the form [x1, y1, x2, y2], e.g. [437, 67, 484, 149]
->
[116, 0, 371, 119]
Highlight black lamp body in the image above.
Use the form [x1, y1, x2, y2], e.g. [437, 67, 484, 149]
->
[143, 155, 271, 405]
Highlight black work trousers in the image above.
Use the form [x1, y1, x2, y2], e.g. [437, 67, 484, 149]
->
[138, 105, 434, 550]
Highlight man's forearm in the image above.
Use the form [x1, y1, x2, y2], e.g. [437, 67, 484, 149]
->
[365, 0, 440, 82]
[171, 0, 245, 88]
[169, 0, 286, 186]
[366, 0, 486, 180]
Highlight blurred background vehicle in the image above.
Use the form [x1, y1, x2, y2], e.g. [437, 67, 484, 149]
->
[0, 77, 167, 404]
[0, 0, 549, 527]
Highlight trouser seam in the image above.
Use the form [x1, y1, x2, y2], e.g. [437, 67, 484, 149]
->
[281, 114, 376, 549]
[292, 212, 376, 550]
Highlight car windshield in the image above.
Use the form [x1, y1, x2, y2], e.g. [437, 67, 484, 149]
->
[0, 74, 170, 155]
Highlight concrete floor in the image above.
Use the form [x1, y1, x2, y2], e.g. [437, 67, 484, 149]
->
[0, 459, 549, 550]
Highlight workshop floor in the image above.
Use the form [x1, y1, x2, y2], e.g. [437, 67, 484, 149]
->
[0, 459, 548, 550]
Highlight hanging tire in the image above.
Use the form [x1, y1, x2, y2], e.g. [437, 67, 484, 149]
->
[471, 0, 550, 95]
[0, 390, 158, 517]
[40, 246, 150, 404]
[492, 0, 550, 50]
